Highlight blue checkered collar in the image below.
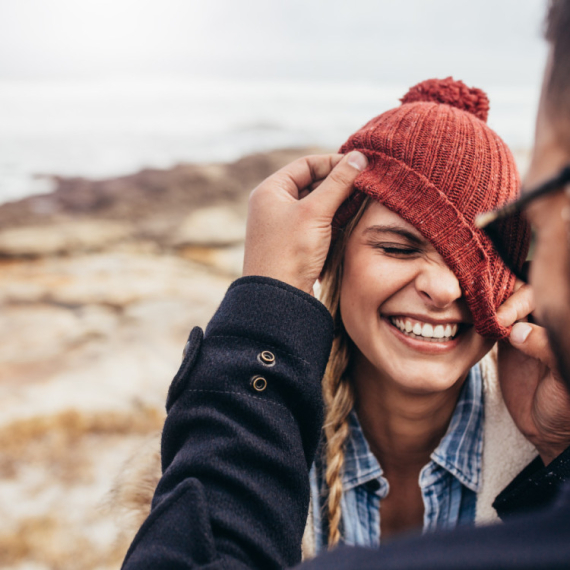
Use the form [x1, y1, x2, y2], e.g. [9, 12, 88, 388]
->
[341, 364, 484, 493]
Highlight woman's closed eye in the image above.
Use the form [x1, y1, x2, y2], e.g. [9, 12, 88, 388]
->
[368, 241, 422, 257]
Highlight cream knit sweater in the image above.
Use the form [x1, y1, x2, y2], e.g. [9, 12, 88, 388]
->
[475, 350, 538, 522]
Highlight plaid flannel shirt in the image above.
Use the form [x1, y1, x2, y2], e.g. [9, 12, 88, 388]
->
[310, 364, 484, 551]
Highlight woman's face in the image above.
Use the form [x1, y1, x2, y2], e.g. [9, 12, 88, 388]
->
[340, 201, 494, 395]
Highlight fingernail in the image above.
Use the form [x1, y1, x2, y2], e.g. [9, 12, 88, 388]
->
[347, 151, 368, 172]
[510, 322, 532, 344]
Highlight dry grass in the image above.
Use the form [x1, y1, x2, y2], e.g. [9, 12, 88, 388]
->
[0, 406, 165, 568]
[0, 405, 164, 477]
[1, 405, 164, 448]
[0, 514, 130, 569]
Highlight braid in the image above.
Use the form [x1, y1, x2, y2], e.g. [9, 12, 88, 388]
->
[323, 354, 354, 546]
[319, 196, 369, 548]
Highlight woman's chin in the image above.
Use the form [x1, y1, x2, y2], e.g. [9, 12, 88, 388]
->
[369, 337, 474, 395]
[384, 371, 466, 395]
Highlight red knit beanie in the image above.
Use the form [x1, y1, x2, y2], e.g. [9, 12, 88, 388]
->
[333, 77, 530, 340]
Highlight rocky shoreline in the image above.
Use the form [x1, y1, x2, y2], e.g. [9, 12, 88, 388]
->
[0, 147, 322, 570]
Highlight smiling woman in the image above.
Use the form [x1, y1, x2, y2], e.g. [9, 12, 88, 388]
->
[307, 78, 537, 554]
[342, 203, 490, 378]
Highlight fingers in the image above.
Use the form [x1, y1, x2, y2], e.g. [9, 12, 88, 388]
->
[261, 154, 343, 199]
[305, 151, 368, 217]
[243, 150, 368, 293]
[497, 283, 535, 328]
[509, 322, 558, 369]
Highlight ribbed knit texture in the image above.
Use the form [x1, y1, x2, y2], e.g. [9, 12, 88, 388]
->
[333, 78, 530, 340]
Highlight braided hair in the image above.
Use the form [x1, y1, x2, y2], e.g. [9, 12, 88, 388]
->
[319, 196, 370, 547]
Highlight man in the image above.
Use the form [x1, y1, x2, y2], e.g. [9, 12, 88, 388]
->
[122, 1, 570, 568]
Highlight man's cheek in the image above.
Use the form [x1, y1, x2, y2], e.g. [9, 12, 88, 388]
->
[529, 260, 549, 324]
[530, 234, 563, 316]
[543, 311, 570, 393]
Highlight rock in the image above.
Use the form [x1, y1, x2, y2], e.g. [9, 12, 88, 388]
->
[0, 147, 325, 233]
[171, 206, 246, 247]
[178, 244, 245, 276]
[0, 251, 231, 310]
[0, 221, 132, 257]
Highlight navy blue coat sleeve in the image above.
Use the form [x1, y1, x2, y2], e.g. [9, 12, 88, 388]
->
[493, 444, 570, 519]
[121, 276, 334, 570]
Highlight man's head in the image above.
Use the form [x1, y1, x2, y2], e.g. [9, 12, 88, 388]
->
[525, 0, 570, 385]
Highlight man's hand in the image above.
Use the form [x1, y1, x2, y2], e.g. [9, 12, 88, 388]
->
[497, 283, 570, 465]
[243, 152, 368, 294]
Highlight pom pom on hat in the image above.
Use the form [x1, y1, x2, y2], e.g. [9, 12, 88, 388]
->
[401, 77, 490, 122]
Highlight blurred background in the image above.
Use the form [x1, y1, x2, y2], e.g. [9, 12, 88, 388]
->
[0, 1, 548, 568]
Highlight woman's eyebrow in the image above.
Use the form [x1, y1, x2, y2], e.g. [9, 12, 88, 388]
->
[362, 225, 426, 246]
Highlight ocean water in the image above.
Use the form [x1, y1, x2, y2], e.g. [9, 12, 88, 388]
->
[0, 77, 540, 205]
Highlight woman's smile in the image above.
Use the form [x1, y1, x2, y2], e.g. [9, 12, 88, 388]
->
[388, 315, 460, 340]
[382, 313, 469, 355]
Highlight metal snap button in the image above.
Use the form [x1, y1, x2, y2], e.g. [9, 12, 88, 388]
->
[258, 350, 275, 366]
[251, 375, 267, 392]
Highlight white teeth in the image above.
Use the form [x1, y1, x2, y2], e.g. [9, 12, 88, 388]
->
[421, 323, 434, 338]
[390, 317, 460, 341]
[433, 325, 444, 339]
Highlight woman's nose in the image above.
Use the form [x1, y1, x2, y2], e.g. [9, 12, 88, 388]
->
[415, 261, 462, 309]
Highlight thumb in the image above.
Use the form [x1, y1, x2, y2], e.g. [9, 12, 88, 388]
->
[509, 322, 557, 369]
[305, 151, 368, 218]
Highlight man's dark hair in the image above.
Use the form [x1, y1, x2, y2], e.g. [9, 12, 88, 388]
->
[545, 0, 570, 147]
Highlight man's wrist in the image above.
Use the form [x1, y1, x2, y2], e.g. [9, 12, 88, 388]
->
[241, 269, 314, 295]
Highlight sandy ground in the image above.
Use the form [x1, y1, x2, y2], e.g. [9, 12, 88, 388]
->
[0, 148, 317, 570]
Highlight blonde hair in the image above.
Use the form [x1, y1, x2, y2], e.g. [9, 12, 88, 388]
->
[320, 196, 370, 547]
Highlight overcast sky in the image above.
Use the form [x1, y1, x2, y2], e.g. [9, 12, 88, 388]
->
[0, 0, 549, 86]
